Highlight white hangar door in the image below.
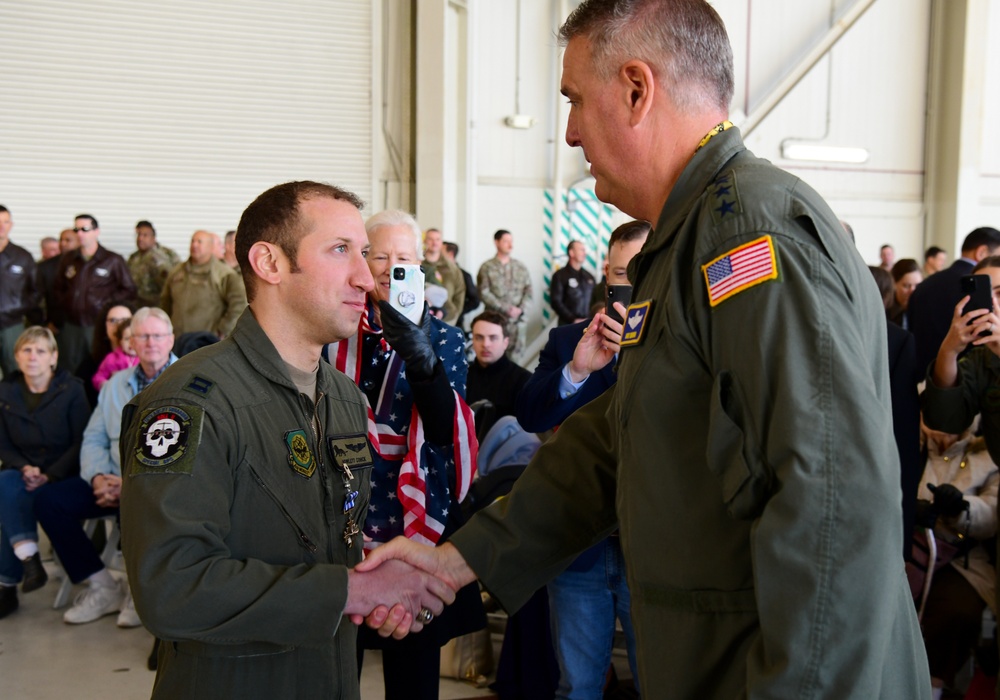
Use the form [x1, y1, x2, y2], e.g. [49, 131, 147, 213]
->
[0, 0, 374, 255]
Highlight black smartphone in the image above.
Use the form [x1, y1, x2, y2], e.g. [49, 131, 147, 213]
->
[961, 274, 993, 314]
[961, 274, 993, 336]
[605, 285, 632, 324]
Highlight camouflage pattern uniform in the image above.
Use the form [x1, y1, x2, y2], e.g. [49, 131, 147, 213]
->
[477, 257, 533, 357]
[128, 245, 181, 307]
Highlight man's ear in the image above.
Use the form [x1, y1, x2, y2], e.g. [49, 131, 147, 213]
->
[621, 60, 655, 127]
[248, 241, 282, 288]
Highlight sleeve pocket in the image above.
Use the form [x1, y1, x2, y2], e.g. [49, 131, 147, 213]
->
[706, 370, 773, 520]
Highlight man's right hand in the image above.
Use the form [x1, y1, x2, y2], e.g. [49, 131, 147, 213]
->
[344, 557, 457, 639]
[567, 308, 625, 383]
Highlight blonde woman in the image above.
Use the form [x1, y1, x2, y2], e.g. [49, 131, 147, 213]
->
[0, 327, 88, 618]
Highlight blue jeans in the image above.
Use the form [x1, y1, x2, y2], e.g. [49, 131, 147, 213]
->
[0, 469, 48, 585]
[547, 536, 640, 700]
[34, 476, 116, 584]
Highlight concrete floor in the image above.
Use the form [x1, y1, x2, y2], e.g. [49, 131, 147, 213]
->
[0, 558, 497, 700]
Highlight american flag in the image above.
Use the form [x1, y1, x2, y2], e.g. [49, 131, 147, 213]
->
[326, 304, 477, 548]
[703, 235, 777, 306]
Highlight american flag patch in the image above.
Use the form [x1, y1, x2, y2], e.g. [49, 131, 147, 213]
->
[702, 235, 778, 307]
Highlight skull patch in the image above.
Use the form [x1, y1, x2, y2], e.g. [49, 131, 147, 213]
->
[135, 406, 195, 470]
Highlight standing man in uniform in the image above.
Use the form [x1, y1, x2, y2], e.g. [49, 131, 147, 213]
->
[119, 181, 455, 699]
[0, 206, 40, 376]
[54, 214, 136, 373]
[477, 230, 533, 358]
[422, 227, 466, 326]
[127, 220, 181, 308]
[359, 1, 930, 697]
[549, 239, 595, 325]
[160, 229, 247, 338]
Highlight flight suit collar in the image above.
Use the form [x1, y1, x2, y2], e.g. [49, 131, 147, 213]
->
[230, 308, 335, 397]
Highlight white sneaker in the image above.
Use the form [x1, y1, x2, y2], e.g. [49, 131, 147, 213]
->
[117, 589, 142, 628]
[63, 581, 124, 624]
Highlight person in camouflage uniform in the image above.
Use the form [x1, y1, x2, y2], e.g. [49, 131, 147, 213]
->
[476, 229, 533, 357]
[127, 220, 180, 307]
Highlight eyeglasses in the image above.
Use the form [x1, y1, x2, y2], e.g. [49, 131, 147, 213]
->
[133, 333, 171, 342]
[106, 317, 131, 325]
[73, 226, 95, 233]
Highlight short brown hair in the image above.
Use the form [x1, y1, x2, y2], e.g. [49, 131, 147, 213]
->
[236, 181, 364, 302]
[15, 326, 57, 355]
[471, 310, 510, 338]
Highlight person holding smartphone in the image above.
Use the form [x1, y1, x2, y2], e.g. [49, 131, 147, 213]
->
[923, 256, 1000, 465]
[324, 209, 484, 700]
[514, 220, 648, 699]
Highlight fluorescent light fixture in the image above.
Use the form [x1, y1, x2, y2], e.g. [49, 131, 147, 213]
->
[781, 142, 869, 164]
[504, 114, 536, 129]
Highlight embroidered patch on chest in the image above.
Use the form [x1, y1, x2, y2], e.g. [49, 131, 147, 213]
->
[285, 429, 316, 478]
[619, 301, 653, 347]
[132, 405, 202, 475]
[701, 235, 779, 307]
[328, 434, 374, 471]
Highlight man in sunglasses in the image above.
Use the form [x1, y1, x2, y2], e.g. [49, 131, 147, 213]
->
[54, 214, 136, 373]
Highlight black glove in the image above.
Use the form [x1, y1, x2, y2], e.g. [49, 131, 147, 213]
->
[928, 483, 968, 518]
[914, 499, 938, 529]
[378, 301, 436, 382]
[378, 300, 455, 445]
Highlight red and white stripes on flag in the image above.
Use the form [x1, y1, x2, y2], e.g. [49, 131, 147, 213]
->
[702, 235, 779, 307]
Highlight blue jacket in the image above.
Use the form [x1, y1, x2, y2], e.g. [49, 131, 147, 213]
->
[515, 319, 616, 432]
[515, 318, 617, 571]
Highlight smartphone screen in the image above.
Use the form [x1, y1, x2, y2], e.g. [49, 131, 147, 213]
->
[389, 265, 425, 324]
[605, 285, 632, 324]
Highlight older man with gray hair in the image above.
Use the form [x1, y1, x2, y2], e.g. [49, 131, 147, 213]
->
[35, 306, 177, 628]
[358, 1, 930, 697]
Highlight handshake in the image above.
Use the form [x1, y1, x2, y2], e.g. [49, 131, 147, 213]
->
[343, 538, 478, 640]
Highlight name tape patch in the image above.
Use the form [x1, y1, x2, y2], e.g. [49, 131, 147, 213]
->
[328, 434, 374, 472]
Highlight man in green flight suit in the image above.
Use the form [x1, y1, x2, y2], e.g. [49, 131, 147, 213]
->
[120, 181, 455, 699]
[359, 1, 931, 697]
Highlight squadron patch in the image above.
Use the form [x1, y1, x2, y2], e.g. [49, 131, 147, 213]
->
[702, 235, 779, 307]
[284, 430, 316, 478]
[619, 301, 653, 347]
[328, 434, 374, 473]
[133, 405, 201, 475]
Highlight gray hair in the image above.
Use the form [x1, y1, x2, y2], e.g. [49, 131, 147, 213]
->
[365, 210, 421, 247]
[558, 0, 734, 114]
[131, 307, 174, 334]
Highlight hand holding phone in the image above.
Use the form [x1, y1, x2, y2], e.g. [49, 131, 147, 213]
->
[605, 285, 632, 325]
[389, 265, 425, 325]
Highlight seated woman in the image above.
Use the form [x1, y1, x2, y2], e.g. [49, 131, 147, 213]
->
[76, 302, 136, 407]
[912, 418, 998, 699]
[324, 210, 483, 700]
[0, 326, 89, 618]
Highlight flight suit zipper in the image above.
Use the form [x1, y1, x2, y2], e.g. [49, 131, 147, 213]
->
[249, 467, 318, 553]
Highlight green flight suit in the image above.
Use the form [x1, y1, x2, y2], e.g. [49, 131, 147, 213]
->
[450, 127, 930, 698]
[422, 256, 467, 326]
[120, 308, 372, 699]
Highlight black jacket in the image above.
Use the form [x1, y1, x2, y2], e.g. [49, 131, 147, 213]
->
[0, 242, 40, 328]
[0, 370, 89, 482]
[907, 258, 974, 373]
